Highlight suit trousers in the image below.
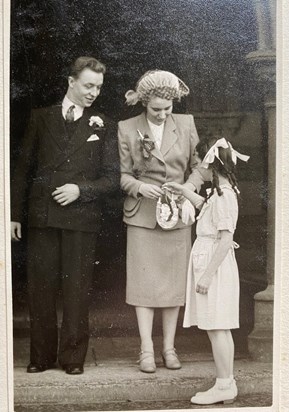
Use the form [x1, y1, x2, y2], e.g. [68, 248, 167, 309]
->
[27, 227, 98, 367]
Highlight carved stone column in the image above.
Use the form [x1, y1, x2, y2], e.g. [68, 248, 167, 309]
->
[246, 0, 276, 362]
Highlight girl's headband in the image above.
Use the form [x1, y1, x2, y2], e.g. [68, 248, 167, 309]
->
[201, 138, 250, 169]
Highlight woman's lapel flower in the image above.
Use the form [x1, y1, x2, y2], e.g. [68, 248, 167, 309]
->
[137, 129, 155, 160]
[89, 116, 104, 129]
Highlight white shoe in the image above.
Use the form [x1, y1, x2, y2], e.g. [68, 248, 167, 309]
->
[232, 379, 238, 398]
[190, 385, 236, 405]
[195, 378, 238, 399]
[195, 382, 217, 397]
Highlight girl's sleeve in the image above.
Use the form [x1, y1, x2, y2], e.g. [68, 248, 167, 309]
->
[212, 189, 238, 233]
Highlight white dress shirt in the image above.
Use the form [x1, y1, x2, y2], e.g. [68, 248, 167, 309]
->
[147, 119, 165, 150]
[62, 96, 84, 121]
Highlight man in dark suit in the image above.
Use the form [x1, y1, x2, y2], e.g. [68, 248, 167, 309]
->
[11, 56, 119, 375]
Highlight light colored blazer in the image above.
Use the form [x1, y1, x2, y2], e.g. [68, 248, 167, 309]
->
[118, 112, 203, 229]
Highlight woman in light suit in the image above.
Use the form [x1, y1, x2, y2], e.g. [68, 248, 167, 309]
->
[118, 70, 203, 373]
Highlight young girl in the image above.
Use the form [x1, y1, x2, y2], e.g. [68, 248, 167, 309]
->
[164, 136, 249, 405]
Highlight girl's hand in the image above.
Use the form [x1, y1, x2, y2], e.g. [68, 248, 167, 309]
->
[164, 182, 205, 209]
[196, 273, 213, 295]
[162, 182, 184, 195]
[139, 183, 164, 200]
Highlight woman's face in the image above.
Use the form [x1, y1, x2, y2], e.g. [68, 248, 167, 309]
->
[146, 96, 173, 125]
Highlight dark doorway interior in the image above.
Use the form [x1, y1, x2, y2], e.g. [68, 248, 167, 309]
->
[11, 0, 268, 351]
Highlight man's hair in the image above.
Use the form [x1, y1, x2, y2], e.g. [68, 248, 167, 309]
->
[69, 56, 106, 78]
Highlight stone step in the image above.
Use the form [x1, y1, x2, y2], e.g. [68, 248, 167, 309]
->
[14, 359, 273, 409]
[14, 393, 275, 412]
[13, 336, 273, 410]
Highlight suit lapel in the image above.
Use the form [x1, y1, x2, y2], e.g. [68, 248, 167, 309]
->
[160, 115, 178, 157]
[45, 105, 68, 151]
[137, 113, 165, 164]
[46, 107, 100, 169]
[65, 109, 92, 155]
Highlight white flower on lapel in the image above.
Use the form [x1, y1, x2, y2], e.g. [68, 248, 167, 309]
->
[89, 116, 104, 128]
[87, 134, 100, 142]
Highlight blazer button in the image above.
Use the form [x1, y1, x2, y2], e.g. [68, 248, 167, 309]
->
[67, 159, 70, 163]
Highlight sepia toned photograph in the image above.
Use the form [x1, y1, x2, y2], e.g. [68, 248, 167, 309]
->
[3, 0, 281, 410]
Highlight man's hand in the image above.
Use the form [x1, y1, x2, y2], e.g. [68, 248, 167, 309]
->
[11, 221, 22, 241]
[52, 184, 80, 206]
[138, 183, 164, 200]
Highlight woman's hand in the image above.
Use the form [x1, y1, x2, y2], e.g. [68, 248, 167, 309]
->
[162, 182, 184, 195]
[138, 183, 164, 200]
[196, 273, 214, 295]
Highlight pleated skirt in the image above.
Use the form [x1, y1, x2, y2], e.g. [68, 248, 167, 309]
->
[126, 225, 191, 307]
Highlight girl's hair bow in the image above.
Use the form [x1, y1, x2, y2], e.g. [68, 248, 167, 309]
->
[201, 137, 250, 168]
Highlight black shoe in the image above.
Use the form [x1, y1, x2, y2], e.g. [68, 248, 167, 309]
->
[64, 365, 84, 375]
[27, 363, 54, 373]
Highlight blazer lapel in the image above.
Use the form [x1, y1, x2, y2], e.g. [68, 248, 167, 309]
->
[137, 113, 165, 164]
[160, 115, 178, 157]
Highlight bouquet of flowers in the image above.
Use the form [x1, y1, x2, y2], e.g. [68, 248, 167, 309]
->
[137, 129, 155, 161]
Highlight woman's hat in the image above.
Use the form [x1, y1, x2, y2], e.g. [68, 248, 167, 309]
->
[125, 70, 190, 105]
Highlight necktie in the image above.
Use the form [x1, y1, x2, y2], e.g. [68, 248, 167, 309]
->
[65, 105, 75, 123]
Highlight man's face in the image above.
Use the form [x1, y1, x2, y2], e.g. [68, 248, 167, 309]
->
[67, 68, 104, 108]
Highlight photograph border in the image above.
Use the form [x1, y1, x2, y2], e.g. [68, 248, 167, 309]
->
[1, 0, 289, 411]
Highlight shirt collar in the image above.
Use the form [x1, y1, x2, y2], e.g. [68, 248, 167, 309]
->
[62, 95, 84, 120]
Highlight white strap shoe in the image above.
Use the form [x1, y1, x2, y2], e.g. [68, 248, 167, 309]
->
[191, 380, 236, 405]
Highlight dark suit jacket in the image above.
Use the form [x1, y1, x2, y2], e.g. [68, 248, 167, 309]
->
[11, 104, 120, 232]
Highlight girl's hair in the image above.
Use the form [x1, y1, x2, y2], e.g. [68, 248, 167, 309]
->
[196, 136, 240, 199]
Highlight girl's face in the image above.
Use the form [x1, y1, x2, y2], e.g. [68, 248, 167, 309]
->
[146, 96, 173, 125]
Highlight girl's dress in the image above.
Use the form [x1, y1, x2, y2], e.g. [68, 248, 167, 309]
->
[183, 184, 239, 330]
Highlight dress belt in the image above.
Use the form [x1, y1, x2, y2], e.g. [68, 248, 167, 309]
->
[197, 235, 240, 249]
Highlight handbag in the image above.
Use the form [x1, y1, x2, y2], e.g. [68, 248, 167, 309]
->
[156, 189, 179, 229]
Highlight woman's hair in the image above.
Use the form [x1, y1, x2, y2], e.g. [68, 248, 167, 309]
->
[125, 70, 189, 105]
[196, 136, 240, 199]
[69, 56, 106, 78]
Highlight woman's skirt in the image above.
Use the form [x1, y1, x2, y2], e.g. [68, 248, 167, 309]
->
[126, 225, 191, 307]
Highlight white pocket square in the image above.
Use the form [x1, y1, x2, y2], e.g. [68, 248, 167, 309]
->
[87, 134, 100, 141]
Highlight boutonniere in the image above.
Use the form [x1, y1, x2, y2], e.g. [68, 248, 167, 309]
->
[89, 116, 104, 129]
[87, 116, 104, 141]
[137, 129, 155, 161]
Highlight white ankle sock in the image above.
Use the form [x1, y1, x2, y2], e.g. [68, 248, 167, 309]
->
[216, 378, 232, 389]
